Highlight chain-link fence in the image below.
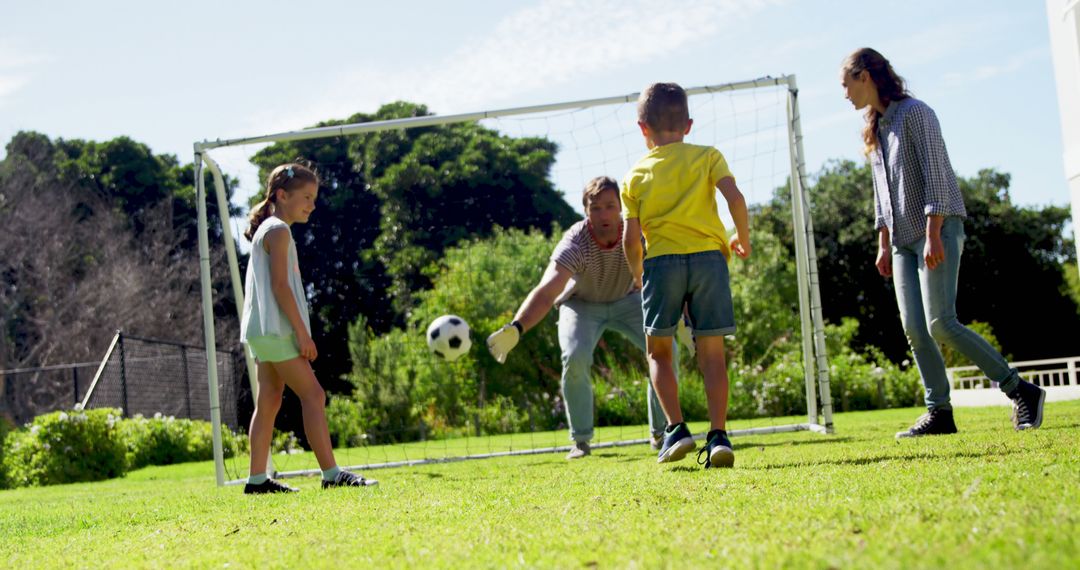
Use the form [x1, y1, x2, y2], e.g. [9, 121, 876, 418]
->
[1, 333, 250, 430]
[0, 361, 99, 426]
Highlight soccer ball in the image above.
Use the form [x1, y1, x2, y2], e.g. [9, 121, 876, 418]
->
[426, 315, 472, 361]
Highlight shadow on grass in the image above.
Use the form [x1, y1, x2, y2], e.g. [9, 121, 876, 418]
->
[667, 465, 700, 473]
[1038, 422, 1080, 431]
[741, 445, 1025, 471]
[733, 436, 854, 450]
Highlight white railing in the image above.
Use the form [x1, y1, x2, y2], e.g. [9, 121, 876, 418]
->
[948, 356, 1080, 390]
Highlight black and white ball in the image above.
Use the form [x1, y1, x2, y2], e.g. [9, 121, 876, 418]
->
[426, 315, 472, 361]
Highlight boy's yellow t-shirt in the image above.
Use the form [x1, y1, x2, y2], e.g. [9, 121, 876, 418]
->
[620, 142, 734, 260]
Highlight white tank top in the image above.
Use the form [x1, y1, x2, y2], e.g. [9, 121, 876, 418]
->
[240, 216, 311, 342]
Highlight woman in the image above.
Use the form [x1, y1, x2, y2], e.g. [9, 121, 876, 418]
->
[840, 47, 1045, 438]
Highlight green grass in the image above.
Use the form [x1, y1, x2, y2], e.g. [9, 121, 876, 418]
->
[2, 402, 1079, 569]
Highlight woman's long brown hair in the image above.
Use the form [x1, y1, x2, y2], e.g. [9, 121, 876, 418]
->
[842, 48, 910, 155]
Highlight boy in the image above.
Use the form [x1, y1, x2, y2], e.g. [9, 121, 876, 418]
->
[621, 82, 751, 469]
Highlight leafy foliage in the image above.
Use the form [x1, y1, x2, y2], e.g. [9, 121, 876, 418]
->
[0, 131, 240, 371]
[250, 102, 579, 393]
[118, 413, 244, 470]
[755, 160, 1079, 362]
[3, 408, 128, 487]
[348, 227, 564, 441]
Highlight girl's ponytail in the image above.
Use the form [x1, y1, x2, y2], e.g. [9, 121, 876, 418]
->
[244, 197, 275, 241]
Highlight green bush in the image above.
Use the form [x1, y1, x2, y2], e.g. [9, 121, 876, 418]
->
[272, 430, 302, 455]
[326, 396, 368, 448]
[344, 224, 928, 439]
[0, 416, 13, 489]
[348, 227, 565, 441]
[118, 413, 244, 470]
[594, 371, 650, 428]
[3, 408, 128, 487]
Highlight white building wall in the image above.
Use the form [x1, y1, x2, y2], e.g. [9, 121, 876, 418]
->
[1047, 0, 1080, 270]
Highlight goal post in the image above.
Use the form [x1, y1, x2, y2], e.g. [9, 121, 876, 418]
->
[194, 74, 834, 486]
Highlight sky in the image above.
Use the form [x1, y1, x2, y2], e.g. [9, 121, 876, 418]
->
[1, 0, 1071, 232]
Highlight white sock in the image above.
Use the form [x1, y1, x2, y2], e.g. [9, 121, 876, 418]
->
[322, 466, 341, 482]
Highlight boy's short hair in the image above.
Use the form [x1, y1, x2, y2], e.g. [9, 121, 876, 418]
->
[582, 176, 619, 209]
[637, 83, 689, 133]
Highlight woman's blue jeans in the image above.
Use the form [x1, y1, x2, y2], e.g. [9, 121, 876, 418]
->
[891, 217, 1020, 410]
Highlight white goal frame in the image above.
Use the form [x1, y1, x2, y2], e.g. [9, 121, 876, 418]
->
[193, 75, 834, 486]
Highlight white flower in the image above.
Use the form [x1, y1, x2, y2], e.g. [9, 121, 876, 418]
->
[902, 359, 911, 368]
[58, 412, 68, 422]
[872, 366, 885, 377]
[73, 403, 83, 411]
[43, 443, 50, 450]
[154, 412, 162, 420]
[30, 425, 41, 435]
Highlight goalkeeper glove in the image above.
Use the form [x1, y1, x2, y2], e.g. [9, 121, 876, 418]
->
[486, 321, 523, 364]
[676, 316, 696, 358]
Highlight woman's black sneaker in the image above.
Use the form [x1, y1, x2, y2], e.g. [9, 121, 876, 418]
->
[1007, 380, 1045, 431]
[243, 478, 299, 494]
[696, 429, 734, 469]
[322, 470, 378, 489]
[895, 408, 958, 439]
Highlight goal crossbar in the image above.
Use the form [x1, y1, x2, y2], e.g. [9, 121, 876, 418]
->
[193, 74, 834, 486]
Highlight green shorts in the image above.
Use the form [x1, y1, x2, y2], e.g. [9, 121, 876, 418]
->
[247, 334, 300, 363]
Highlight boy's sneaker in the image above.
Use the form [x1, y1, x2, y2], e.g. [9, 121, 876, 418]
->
[566, 441, 591, 460]
[656, 422, 695, 464]
[243, 478, 299, 495]
[1007, 380, 1045, 431]
[649, 433, 663, 450]
[696, 429, 734, 469]
[895, 408, 958, 439]
[322, 470, 378, 489]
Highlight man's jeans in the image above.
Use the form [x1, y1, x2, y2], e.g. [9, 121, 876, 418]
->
[558, 292, 668, 442]
[892, 216, 1020, 410]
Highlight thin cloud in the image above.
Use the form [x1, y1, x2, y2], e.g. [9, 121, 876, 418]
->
[0, 42, 48, 107]
[213, 0, 788, 224]
[238, 0, 786, 139]
[942, 47, 1048, 86]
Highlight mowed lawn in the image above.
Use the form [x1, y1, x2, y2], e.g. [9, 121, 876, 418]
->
[2, 401, 1078, 569]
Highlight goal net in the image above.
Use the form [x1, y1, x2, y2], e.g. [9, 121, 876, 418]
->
[193, 75, 833, 486]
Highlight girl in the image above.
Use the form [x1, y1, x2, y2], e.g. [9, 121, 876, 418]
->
[840, 48, 1045, 438]
[241, 162, 376, 493]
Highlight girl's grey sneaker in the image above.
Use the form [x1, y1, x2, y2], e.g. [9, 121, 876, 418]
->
[1007, 380, 1045, 430]
[244, 478, 299, 494]
[696, 429, 734, 469]
[566, 441, 591, 460]
[895, 408, 957, 439]
[322, 470, 378, 489]
[657, 423, 695, 463]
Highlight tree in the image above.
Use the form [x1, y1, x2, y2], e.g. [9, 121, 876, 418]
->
[250, 102, 579, 390]
[756, 160, 1080, 362]
[0, 131, 239, 370]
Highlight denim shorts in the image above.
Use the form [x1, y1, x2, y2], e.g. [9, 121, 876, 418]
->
[641, 251, 736, 337]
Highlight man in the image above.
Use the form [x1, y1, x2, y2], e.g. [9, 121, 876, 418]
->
[486, 176, 690, 459]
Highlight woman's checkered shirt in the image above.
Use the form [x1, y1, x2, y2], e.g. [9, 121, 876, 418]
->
[870, 97, 967, 247]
